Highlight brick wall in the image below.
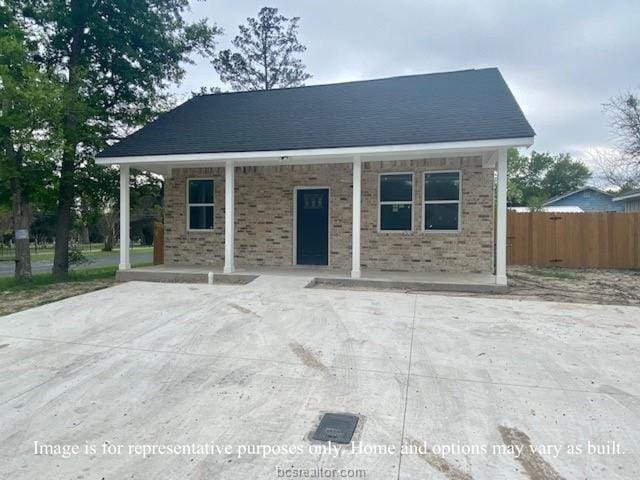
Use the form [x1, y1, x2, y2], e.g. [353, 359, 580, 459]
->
[234, 164, 352, 268]
[164, 167, 226, 266]
[361, 157, 494, 273]
[163, 156, 494, 273]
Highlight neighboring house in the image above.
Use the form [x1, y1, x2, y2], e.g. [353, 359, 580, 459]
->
[542, 187, 624, 212]
[509, 206, 583, 213]
[96, 68, 535, 285]
[613, 189, 640, 212]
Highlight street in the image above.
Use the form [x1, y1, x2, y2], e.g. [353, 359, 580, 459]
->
[0, 250, 152, 277]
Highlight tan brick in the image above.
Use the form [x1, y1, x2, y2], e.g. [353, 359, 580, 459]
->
[163, 156, 494, 273]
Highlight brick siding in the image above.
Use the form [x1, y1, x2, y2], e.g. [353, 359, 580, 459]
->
[163, 156, 494, 273]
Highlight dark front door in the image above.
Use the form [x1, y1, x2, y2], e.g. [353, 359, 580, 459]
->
[296, 188, 329, 265]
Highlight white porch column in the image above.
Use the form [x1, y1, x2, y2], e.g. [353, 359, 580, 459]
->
[496, 148, 508, 285]
[224, 160, 235, 273]
[119, 164, 130, 270]
[351, 155, 362, 278]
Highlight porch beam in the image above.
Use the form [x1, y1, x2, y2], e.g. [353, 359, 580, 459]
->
[96, 137, 535, 167]
[224, 160, 235, 273]
[496, 148, 508, 285]
[351, 155, 362, 278]
[119, 164, 130, 270]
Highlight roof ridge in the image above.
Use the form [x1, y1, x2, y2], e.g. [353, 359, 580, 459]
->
[543, 186, 611, 206]
[195, 68, 499, 98]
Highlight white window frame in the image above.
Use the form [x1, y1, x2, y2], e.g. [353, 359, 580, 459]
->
[423, 170, 462, 233]
[186, 178, 215, 232]
[378, 172, 414, 233]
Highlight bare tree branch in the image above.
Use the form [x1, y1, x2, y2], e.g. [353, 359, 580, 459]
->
[604, 92, 640, 159]
[589, 148, 640, 191]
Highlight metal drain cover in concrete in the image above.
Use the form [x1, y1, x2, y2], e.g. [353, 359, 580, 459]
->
[312, 413, 359, 444]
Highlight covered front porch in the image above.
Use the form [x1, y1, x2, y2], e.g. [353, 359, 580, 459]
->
[115, 263, 506, 293]
[105, 138, 529, 289]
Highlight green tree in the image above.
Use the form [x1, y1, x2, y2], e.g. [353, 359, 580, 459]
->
[78, 166, 163, 251]
[507, 148, 553, 205]
[0, 3, 60, 279]
[77, 163, 119, 251]
[14, 0, 220, 278]
[541, 154, 592, 198]
[214, 7, 311, 91]
[130, 172, 164, 246]
[507, 148, 591, 207]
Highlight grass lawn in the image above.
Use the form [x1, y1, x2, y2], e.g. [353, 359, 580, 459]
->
[523, 267, 585, 280]
[0, 263, 152, 317]
[0, 245, 152, 262]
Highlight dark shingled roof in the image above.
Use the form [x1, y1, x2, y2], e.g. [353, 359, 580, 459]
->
[97, 68, 534, 158]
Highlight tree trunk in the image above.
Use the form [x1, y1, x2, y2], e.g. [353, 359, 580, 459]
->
[12, 191, 32, 281]
[78, 199, 90, 243]
[103, 231, 114, 252]
[51, 0, 88, 279]
[79, 224, 89, 244]
[52, 157, 75, 278]
[262, 30, 269, 90]
[100, 209, 117, 251]
[9, 148, 32, 280]
[1, 100, 32, 280]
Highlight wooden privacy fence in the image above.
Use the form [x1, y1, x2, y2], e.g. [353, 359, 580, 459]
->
[507, 212, 640, 268]
[153, 222, 164, 265]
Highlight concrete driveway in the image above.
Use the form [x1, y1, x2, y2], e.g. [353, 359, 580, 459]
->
[1, 276, 639, 479]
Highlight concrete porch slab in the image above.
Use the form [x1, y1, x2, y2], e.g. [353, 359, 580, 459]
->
[115, 264, 504, 293]
[309, 274, 506, 294]
[115, 267, 256, 285]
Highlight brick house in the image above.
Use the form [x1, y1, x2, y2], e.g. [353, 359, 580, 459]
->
[97, 68, 535, 286]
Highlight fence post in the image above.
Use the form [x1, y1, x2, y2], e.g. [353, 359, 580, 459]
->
[153, 222, 164, 265]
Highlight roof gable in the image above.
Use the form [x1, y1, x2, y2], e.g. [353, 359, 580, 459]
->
[543, 187, 626, 212]
[98, 68, 535, 158]
[543, 187, 610, 206]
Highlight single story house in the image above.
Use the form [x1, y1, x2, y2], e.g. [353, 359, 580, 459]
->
[613, 189, 640, 212]
[96, 68, 535, 285]
[509, 206, 584, 213]
[542, 186, 624, 212]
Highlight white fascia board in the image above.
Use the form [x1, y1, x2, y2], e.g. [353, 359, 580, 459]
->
[613, 191, 640, 201]
[95, 137, 535, 166]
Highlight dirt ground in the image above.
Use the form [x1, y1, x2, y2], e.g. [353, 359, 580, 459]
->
[316, 267, 640, 307]
[503, 266, 640, 306]
[0, 279, 114, 317]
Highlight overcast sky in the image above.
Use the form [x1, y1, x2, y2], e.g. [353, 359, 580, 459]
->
[179, 0, 639, 163]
